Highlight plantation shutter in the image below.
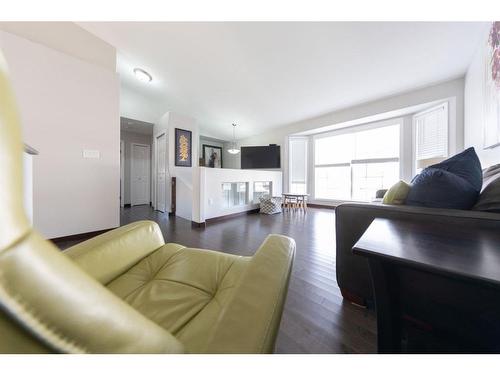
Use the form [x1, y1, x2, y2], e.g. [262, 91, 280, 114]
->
[414, 103, 448, 161]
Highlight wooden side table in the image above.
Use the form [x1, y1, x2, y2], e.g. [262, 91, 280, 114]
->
[353, 218, 500, 353]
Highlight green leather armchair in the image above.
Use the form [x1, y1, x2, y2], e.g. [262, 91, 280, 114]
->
[0, 52, 295, 353]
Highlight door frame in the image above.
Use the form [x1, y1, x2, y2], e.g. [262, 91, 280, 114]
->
[130, 142, 151, 206]
[120, 139, 125, 208]
[154, 132, 167, 212]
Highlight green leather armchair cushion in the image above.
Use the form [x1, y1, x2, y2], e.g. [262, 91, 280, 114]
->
[205, 234, 295, 353]
[64, 221, 165, 284]
[0, 230, 184, 353]
[104, 234, 295, 353]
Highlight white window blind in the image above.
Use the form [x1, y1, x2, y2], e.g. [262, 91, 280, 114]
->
[289, 137, 308, 194]
[414, 103, 448, 161]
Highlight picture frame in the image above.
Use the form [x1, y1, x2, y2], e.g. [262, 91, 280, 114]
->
[174, 128, 192, 167]
[202, 144, 223, 168]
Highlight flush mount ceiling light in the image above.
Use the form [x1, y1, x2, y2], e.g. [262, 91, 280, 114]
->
[227, 123, 240, 155]
[133, 68, 152, 83]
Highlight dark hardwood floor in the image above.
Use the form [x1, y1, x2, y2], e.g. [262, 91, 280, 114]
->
[56, 205, 377, 353]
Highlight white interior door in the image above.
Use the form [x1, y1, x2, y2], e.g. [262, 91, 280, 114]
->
[156, 133, 167, 212]
[131, 143, 151, 206]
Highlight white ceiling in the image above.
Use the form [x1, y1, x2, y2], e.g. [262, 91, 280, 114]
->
[79, 22, 486, 141]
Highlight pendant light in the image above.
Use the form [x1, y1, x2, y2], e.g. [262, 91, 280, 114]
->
[227, 123, 240, 154]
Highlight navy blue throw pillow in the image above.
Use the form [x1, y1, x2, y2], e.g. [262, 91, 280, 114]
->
[429, 147, 482, 191]
[406, 168, 479, 209]
[406, 147, 482, 210]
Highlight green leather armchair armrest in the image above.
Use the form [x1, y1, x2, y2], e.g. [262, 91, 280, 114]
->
[64, 221, 165, 284]
[206, 234, 296, 353]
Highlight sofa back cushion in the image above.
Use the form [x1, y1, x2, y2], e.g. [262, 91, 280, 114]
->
[473, 164, 500, 213]
[405, 147, 482, 210]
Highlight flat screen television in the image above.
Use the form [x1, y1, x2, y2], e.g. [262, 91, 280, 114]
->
[241, 145, 281, 169]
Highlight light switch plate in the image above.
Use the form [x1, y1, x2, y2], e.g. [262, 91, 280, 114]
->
[83, 149, 100, 159]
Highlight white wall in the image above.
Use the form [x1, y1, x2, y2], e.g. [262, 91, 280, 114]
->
[0, 22, 116, 72]
[121, 84, 165, 125]
[121, 131, 152, 205]
[194, 167, 282, 222]
[0, 29, 120, 239]
[465, 25, 500, 168]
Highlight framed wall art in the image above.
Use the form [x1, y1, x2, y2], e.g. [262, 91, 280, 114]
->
[174, 128, 192, 167]
[202, 144, 223, 168]
[483, 21, 500, 149]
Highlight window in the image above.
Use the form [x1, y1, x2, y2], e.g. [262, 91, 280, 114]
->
[314, 123, 400, 201]
[222, 182, 248, 207]
[288, 137, 308, 194]
[414, 103, 448, 163]
[253, 181, 272, 203]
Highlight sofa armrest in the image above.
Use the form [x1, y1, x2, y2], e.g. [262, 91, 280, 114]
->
[335, 202, 500, 304]
[64, 221, 165, 284]
[206, 234, 295, 353]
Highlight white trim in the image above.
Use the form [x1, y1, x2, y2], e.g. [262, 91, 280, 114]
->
[154, 132, 167, 212]
[120, 139, 125, 208]
[312, 117, 403, 140]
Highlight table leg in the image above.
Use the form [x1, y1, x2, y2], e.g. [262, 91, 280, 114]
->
[368, 258, 402, 353]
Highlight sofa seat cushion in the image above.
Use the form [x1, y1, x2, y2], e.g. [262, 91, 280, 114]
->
[106, 243, 250, 352]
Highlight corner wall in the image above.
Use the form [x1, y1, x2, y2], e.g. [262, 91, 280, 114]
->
[155, 112, 199, 221]
[0, 28, 120, 239]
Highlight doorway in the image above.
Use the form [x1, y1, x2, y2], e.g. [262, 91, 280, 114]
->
[131, 143, 151, 206]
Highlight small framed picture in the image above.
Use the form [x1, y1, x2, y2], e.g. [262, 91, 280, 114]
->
[175, 128, 192, 167]
[202, 145, 223, 168]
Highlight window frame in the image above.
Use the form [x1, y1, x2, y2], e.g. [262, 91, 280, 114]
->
[312, 119, 402, 202]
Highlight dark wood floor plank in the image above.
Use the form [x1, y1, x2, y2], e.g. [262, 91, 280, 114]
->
[55, 205, 376, 353]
